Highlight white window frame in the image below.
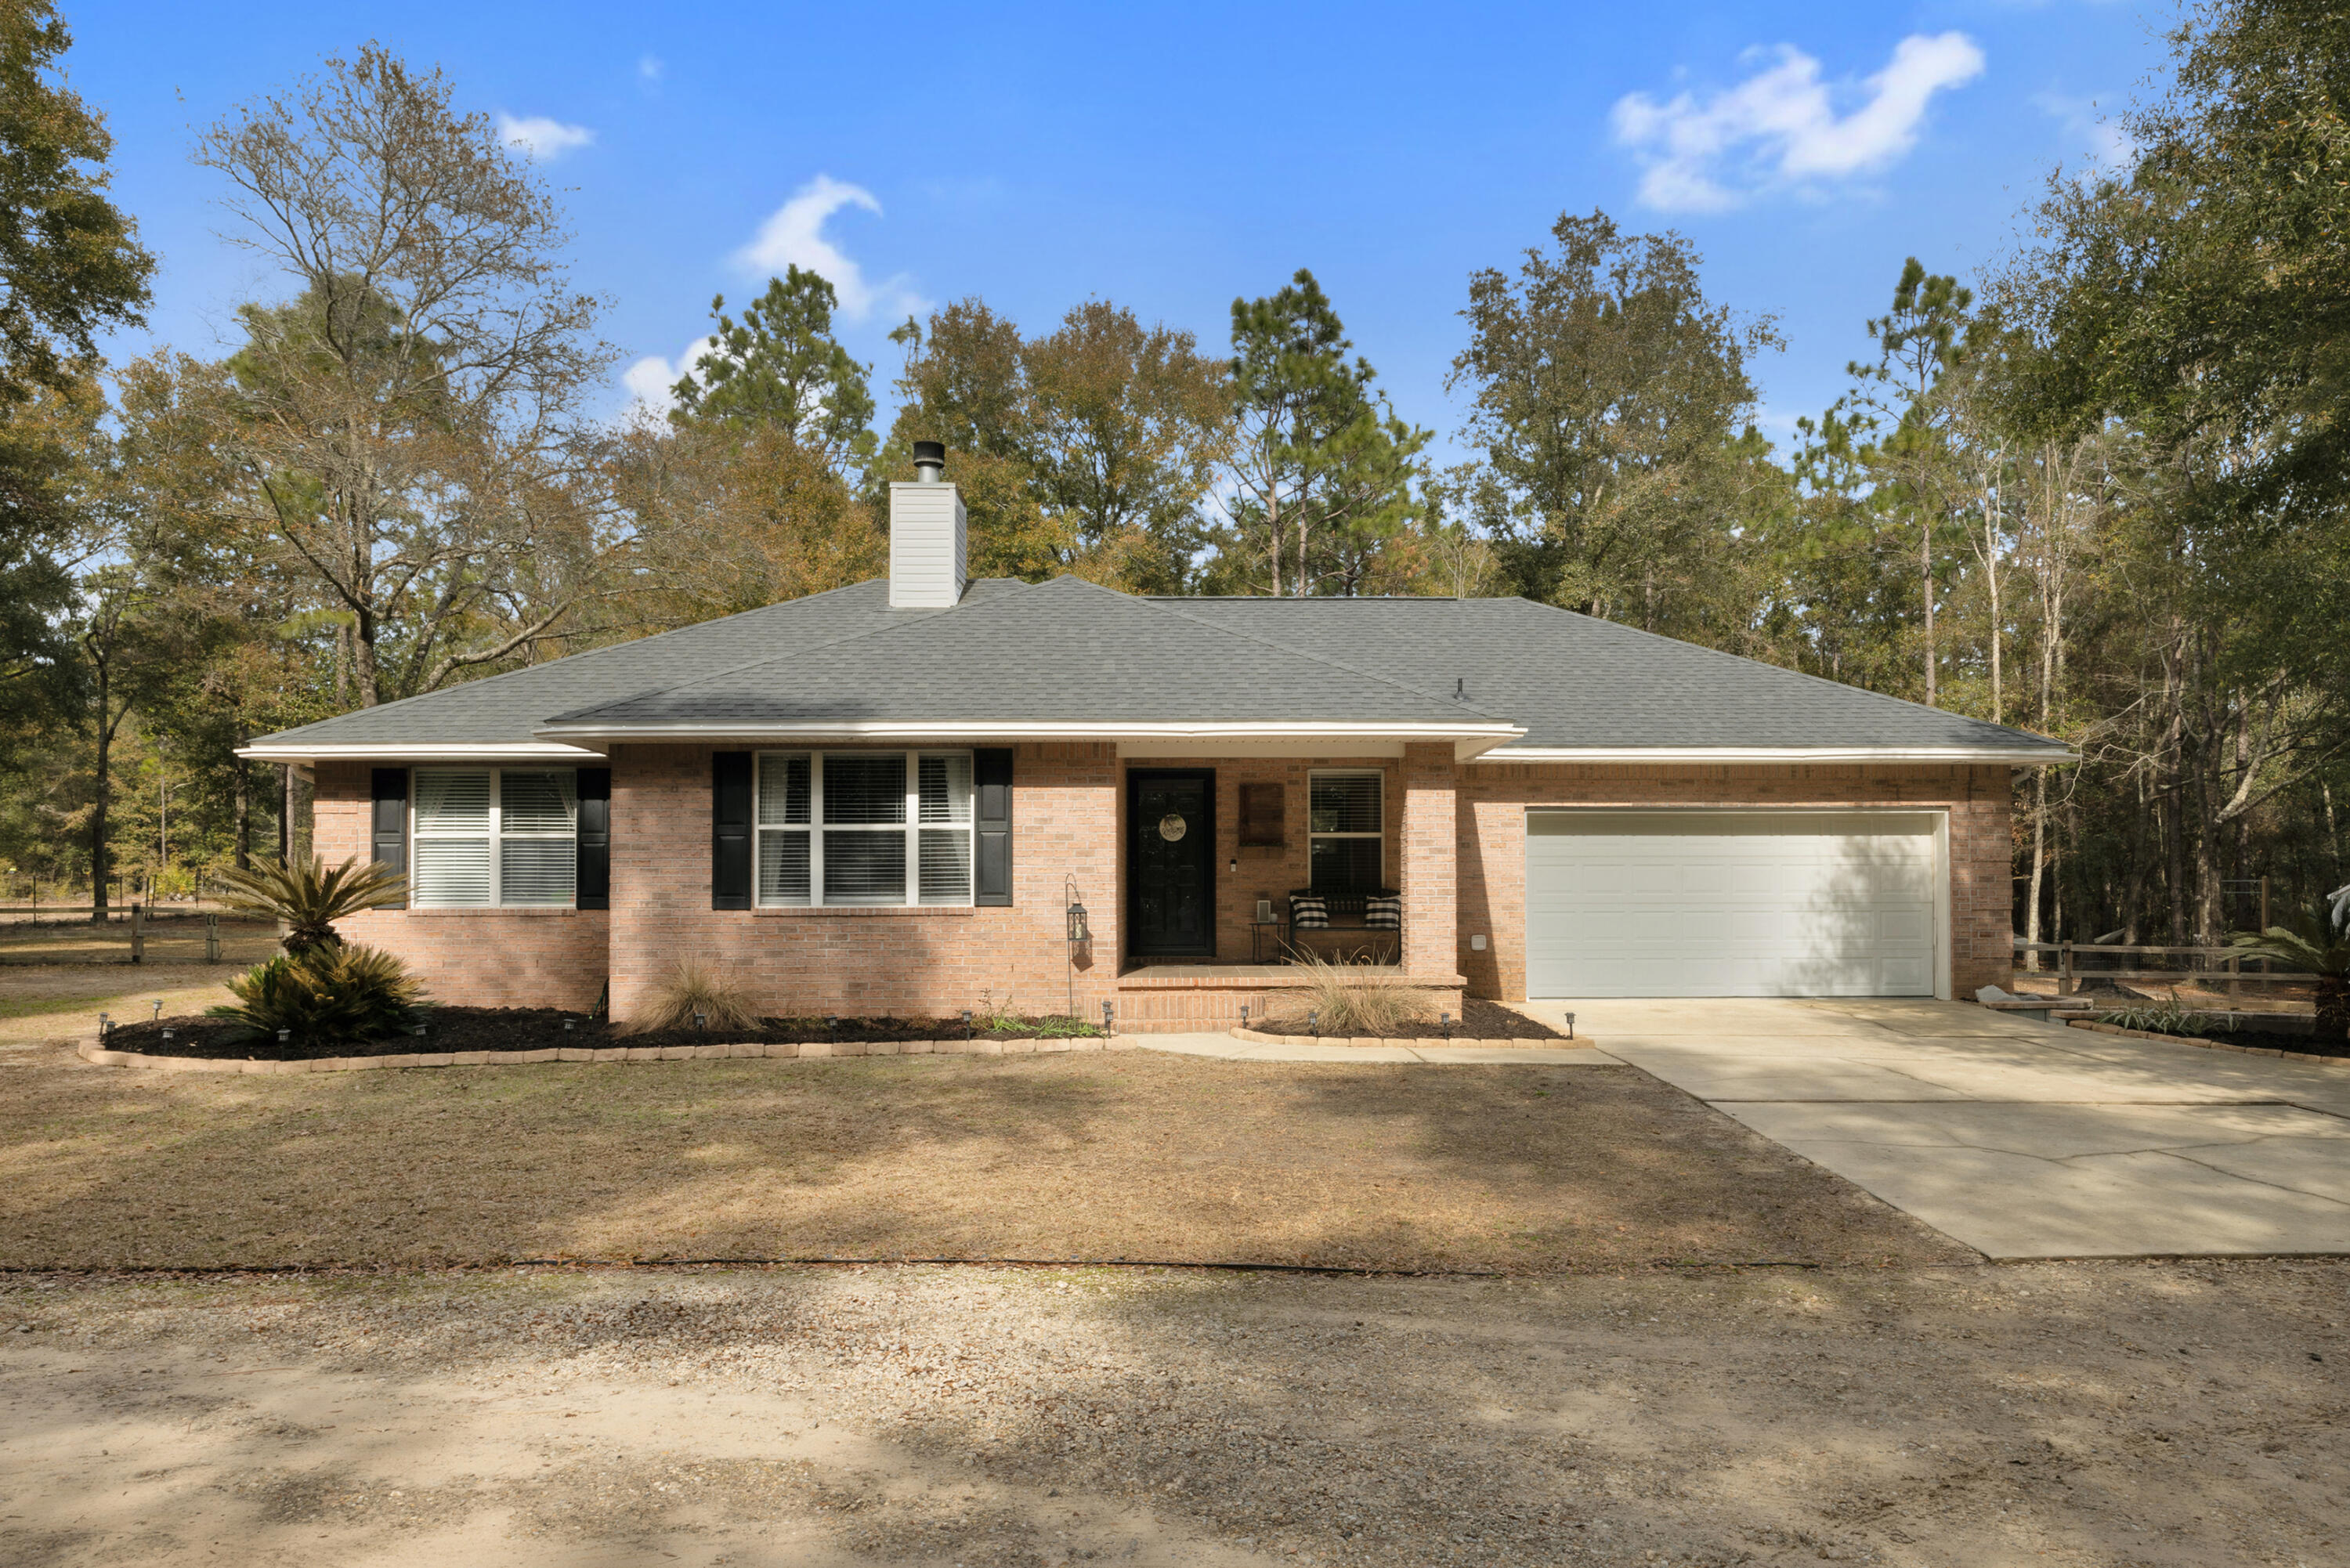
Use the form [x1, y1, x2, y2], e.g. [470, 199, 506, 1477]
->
[408, 766, 579, 909]
[1307, 769, 1385, 891]
[754, 750, 975, 909]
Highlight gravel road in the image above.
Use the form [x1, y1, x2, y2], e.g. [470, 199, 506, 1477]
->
[5, 1259, 2345, 1566]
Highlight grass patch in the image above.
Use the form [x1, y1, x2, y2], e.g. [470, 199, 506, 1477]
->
[0, 1047, 1969, 1274]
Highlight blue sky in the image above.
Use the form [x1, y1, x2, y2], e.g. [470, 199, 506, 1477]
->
[79, 0, 2166, 464]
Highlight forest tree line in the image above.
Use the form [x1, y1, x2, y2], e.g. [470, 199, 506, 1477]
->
[1, 0, 2345, 949]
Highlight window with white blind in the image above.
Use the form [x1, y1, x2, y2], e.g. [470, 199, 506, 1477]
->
[756, 751, 973, 908]
[1309, 771, 1384, 893]
[410, 768, 577, 907]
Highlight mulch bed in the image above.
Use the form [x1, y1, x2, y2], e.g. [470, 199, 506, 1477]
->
[2191, 1026, 2350, 1060]
[96, 1008, 1103, 1063]
[1253, 996, 1567, 1040]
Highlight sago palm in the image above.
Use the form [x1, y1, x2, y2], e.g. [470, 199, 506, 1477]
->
[214, 854, 408, 956]
[2227, 903, 2350, 1042]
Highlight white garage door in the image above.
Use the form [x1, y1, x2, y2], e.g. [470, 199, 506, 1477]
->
[1525, 811, 1940, 998]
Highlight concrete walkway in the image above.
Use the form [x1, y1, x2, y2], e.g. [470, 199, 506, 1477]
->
[1136, 1032, 1616, 1065]
[1513, 997, 2350, 1259]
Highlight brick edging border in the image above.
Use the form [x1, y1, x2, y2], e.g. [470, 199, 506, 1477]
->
[2066, 1017, 2349, 1067]
[77, 1035, 1136, 1074]
[1226, 1026, 1585, 1050]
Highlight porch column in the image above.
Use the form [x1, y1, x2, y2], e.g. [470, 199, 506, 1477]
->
[1400, 742, 1459, 977]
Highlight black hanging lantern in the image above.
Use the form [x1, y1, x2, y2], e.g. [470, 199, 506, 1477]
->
[1067, 899, 1090, 943]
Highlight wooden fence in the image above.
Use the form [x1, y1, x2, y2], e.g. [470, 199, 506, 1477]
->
[0, 905, 243, 965]
[2013, 939, 2312, 999]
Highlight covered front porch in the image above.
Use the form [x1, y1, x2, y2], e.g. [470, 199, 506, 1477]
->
[1106, 742, 1467, 1031]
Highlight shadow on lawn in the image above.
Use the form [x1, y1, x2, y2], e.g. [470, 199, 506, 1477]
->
[0, 1050, 1962, 1273]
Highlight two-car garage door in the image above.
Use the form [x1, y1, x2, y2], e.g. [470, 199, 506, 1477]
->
[1524, 811, 1942, 998]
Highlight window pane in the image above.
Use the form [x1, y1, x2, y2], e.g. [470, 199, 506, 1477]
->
[759, 830, 811, 905]
[501, 770, 577, 835]
[919, 828, 971, 903]
[822, 830, 907, 903]
[1311, 836, 1383, 894]
[822, 753, 906, 825]
[501, 838, 575, 905]
[758, 753, 811, 826]
[414, 838, 492, 906]
[414, 769, 490, 833]
[919, 753, 972, 824]
[1310, 774, 1381, 834]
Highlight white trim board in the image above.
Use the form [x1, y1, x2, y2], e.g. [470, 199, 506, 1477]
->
[1478, 746, 2072, 765]
[238, 742, 609, 764]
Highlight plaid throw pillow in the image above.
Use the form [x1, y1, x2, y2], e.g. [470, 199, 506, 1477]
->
[1290, 894, 1329, 930]
[1363, 893, 1402, 930]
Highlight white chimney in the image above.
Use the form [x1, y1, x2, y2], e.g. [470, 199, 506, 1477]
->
[888, 440, 967, 608]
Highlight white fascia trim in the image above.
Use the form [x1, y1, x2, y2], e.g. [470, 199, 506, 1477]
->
[1474, 745, 2076, 765]
[536, 721, 1525, 747]
[237, 742, 610, 764]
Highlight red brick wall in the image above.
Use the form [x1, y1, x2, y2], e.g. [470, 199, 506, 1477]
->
[606, 742, 1121, 1026]
[313, 762, 610, 1010]
[1116, 756, 1402, 963]
[1455, 762, 2016, 1001]
[1401, 742, 1460, 980]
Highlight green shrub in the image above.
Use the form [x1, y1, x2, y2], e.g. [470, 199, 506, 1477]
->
[210, 943, 424, 1044]
[2098, 999, 2199, 1035]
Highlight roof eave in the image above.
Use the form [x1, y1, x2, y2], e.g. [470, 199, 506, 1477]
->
[1473, 744, 2078, 766]
[237, 741, 611, 764]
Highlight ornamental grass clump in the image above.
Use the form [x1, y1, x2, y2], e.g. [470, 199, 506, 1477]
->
[1268, 949, 1441, 1036]
[213, 854, 408, 956]
[211, 944, 425, 1045]
[632, 958, 761, 1034]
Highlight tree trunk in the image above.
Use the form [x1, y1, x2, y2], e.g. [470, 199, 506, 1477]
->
[2025, 765, 2048, 968]
[233, 736, 251, 872]
[1921, 516, 1936, 709]
[89, 653, 110, 925]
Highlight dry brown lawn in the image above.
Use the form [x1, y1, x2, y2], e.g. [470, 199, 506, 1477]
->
[0, 913, 279, 967]
[0, 1039, 1967, 1273]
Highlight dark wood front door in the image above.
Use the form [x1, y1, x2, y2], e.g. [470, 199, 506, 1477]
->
[1128, 771, 1215, 958]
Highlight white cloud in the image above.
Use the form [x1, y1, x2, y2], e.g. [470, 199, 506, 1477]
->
[1612, 32, 1986, 211]
[731, 174, 926, 322]
[621, 336, 716, 422]
[497, 113, 596, 161]
[2034, 92, 2135, 172]
[638, 55, 664, 83]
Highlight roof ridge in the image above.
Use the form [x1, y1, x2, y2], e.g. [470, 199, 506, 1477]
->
[1131, 586, 1511, 721]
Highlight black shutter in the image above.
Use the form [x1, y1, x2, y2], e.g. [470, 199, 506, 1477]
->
[711, 751, 753, 909]
[974, 747, 1013, 906]
[576, 768, 611, 910]
[370, 768, 408, 909]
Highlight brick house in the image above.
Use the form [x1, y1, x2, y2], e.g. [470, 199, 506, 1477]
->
[242, 446, 2070, 1031]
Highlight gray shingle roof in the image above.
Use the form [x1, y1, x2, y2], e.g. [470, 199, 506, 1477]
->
[1159, 596, 2065, 753]
[244, 576, 2069, 759]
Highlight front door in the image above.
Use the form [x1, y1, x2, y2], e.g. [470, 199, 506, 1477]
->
[1128, 771, 1215, 958]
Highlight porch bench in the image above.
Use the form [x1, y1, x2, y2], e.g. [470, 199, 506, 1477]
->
[1282, 887, 1402, 966]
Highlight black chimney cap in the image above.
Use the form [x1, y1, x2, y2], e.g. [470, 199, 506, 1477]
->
[912, 440, 946, 465]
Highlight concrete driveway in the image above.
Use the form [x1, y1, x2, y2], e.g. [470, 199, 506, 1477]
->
[1513, 997, 2350, 1259]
